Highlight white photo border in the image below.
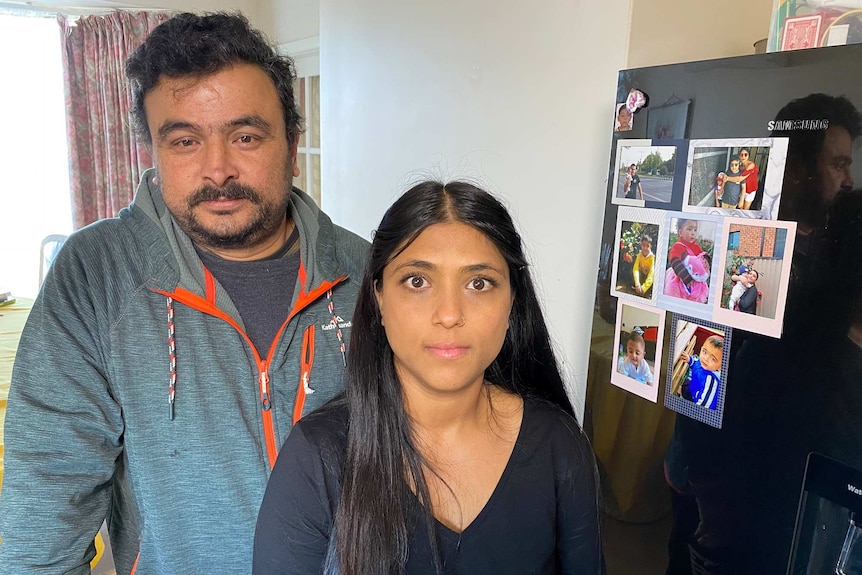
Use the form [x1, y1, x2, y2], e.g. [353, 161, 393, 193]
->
[711, 217, 797, 338]
[610, 299, 666, 403]
[610, 207, 666, 305]
[680, 137, 789, 220]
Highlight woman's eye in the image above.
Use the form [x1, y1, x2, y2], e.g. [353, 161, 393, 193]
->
[409, 276, 426, 288]
[470, 278, 495, 291]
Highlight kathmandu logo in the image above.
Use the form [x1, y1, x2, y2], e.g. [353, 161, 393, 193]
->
[322, 316, 352, 331]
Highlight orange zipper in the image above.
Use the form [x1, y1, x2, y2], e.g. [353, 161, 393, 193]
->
[153, 269, 347, 470]
[293, 325, 316, 424]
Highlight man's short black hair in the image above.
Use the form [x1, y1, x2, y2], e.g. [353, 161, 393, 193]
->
[125, 12, 302, 147]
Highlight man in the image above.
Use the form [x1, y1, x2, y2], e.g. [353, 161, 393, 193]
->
[0, 12, 368, 574]
[624, 164, 643, 199]
[772, 93, 862, 233]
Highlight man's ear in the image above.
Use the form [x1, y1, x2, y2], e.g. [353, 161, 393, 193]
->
[290, 137, 300, 178]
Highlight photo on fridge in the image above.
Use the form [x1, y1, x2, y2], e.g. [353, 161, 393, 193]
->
[664, 315, 730, 428]
[680, 137, 788, 220]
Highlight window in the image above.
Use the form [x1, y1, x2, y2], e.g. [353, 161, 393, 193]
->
[281, 37, 321, 205]
[0, 14, 72, 298]
[728, 231, 740, 251]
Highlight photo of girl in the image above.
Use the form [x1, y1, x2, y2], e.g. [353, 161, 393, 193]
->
[662, 217, 716, 305]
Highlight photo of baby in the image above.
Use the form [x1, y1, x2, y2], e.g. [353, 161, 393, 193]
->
[662, 217, 716, 305]
[665, 316, 730, 428]
[611, 300, 665, 403]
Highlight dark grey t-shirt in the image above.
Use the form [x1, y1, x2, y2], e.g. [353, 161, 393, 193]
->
[196, 226, 300, 357]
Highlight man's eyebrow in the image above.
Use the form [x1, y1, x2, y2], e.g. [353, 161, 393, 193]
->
[225, 115, 274, 133]
[157, 120, 200, 141]
[156, 116, 274, 141]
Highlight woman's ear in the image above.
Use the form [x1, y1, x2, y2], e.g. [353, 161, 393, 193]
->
[374, 280, 384, 326]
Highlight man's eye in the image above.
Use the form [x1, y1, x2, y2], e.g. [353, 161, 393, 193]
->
[238, 135, 256, 144]
[179, 139, 195, 147]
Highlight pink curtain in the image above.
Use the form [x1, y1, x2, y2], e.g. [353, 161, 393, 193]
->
[60, 11, 169, 229]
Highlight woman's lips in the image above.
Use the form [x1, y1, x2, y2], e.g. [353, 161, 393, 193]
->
[426, 344, 469, 359]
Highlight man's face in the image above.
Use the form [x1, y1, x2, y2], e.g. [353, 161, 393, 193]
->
[144, 63, 299, 258]
[730, 160, 740, 172]
[816, 126, 854, 204]
[698, 342, 722, 372]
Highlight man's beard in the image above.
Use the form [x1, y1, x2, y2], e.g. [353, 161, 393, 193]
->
[179, 180, 291, 250]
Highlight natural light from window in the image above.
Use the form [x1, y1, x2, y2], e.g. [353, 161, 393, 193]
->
[0, 14, 72, 299]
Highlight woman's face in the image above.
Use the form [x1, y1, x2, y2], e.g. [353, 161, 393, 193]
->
[375, 221, 513, 397]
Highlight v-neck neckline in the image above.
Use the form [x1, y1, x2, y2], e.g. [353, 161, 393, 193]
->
[431, 398, 530, 541]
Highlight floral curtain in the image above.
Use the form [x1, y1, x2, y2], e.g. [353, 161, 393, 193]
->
[60, 11, 169, 229]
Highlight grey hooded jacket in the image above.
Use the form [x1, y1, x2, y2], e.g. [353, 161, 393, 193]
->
[0, 169, 369, 574]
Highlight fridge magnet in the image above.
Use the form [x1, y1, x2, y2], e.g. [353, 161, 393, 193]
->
[711, 217, 797, 338]
[610, 207, 664, 304]
[781, 14, 824, 51]
[664, 314, 731, 429]
[646, 98, 690, 140]
[610, 139, 681, 207]
[614, 102, 633, 132]
[681, 138, 788, 220]
[610, 300, 666, 403]
[656, 212, 722, 320]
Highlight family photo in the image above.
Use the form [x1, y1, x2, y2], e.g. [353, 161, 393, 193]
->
[686, 145, 769, 210]
[681, 138, 789, 220]
[612, 141, 678, 205]
[712, 218, 796, 338]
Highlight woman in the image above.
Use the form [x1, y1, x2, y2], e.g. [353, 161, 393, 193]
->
[724, 148, 759, 210]
[253, 181, 602, 574]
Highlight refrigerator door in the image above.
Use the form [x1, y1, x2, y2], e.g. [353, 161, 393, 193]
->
[588, 44, 862, 574]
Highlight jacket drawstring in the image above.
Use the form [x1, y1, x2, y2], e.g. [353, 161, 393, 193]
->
[167, 296, 177, 420]
[326, 289, 347, 366]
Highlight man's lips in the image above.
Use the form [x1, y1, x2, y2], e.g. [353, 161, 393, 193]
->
[197, 197, 247, 211]
[426, 343, 469, 359]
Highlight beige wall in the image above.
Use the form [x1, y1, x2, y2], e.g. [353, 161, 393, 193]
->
[627, 0, 772, 67]
[320, 0, 630, 418]
[258, 0, 318, 43]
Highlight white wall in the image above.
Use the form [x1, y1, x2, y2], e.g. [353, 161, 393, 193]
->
[321, 0, 630, 418]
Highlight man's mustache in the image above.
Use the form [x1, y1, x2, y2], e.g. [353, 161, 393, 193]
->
[188, 183, 262, 207]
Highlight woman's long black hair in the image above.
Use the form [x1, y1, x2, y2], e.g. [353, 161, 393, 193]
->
[327, 181, 575, 575]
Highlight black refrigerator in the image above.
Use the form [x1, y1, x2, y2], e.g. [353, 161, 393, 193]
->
[587, 44, 862, 574]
